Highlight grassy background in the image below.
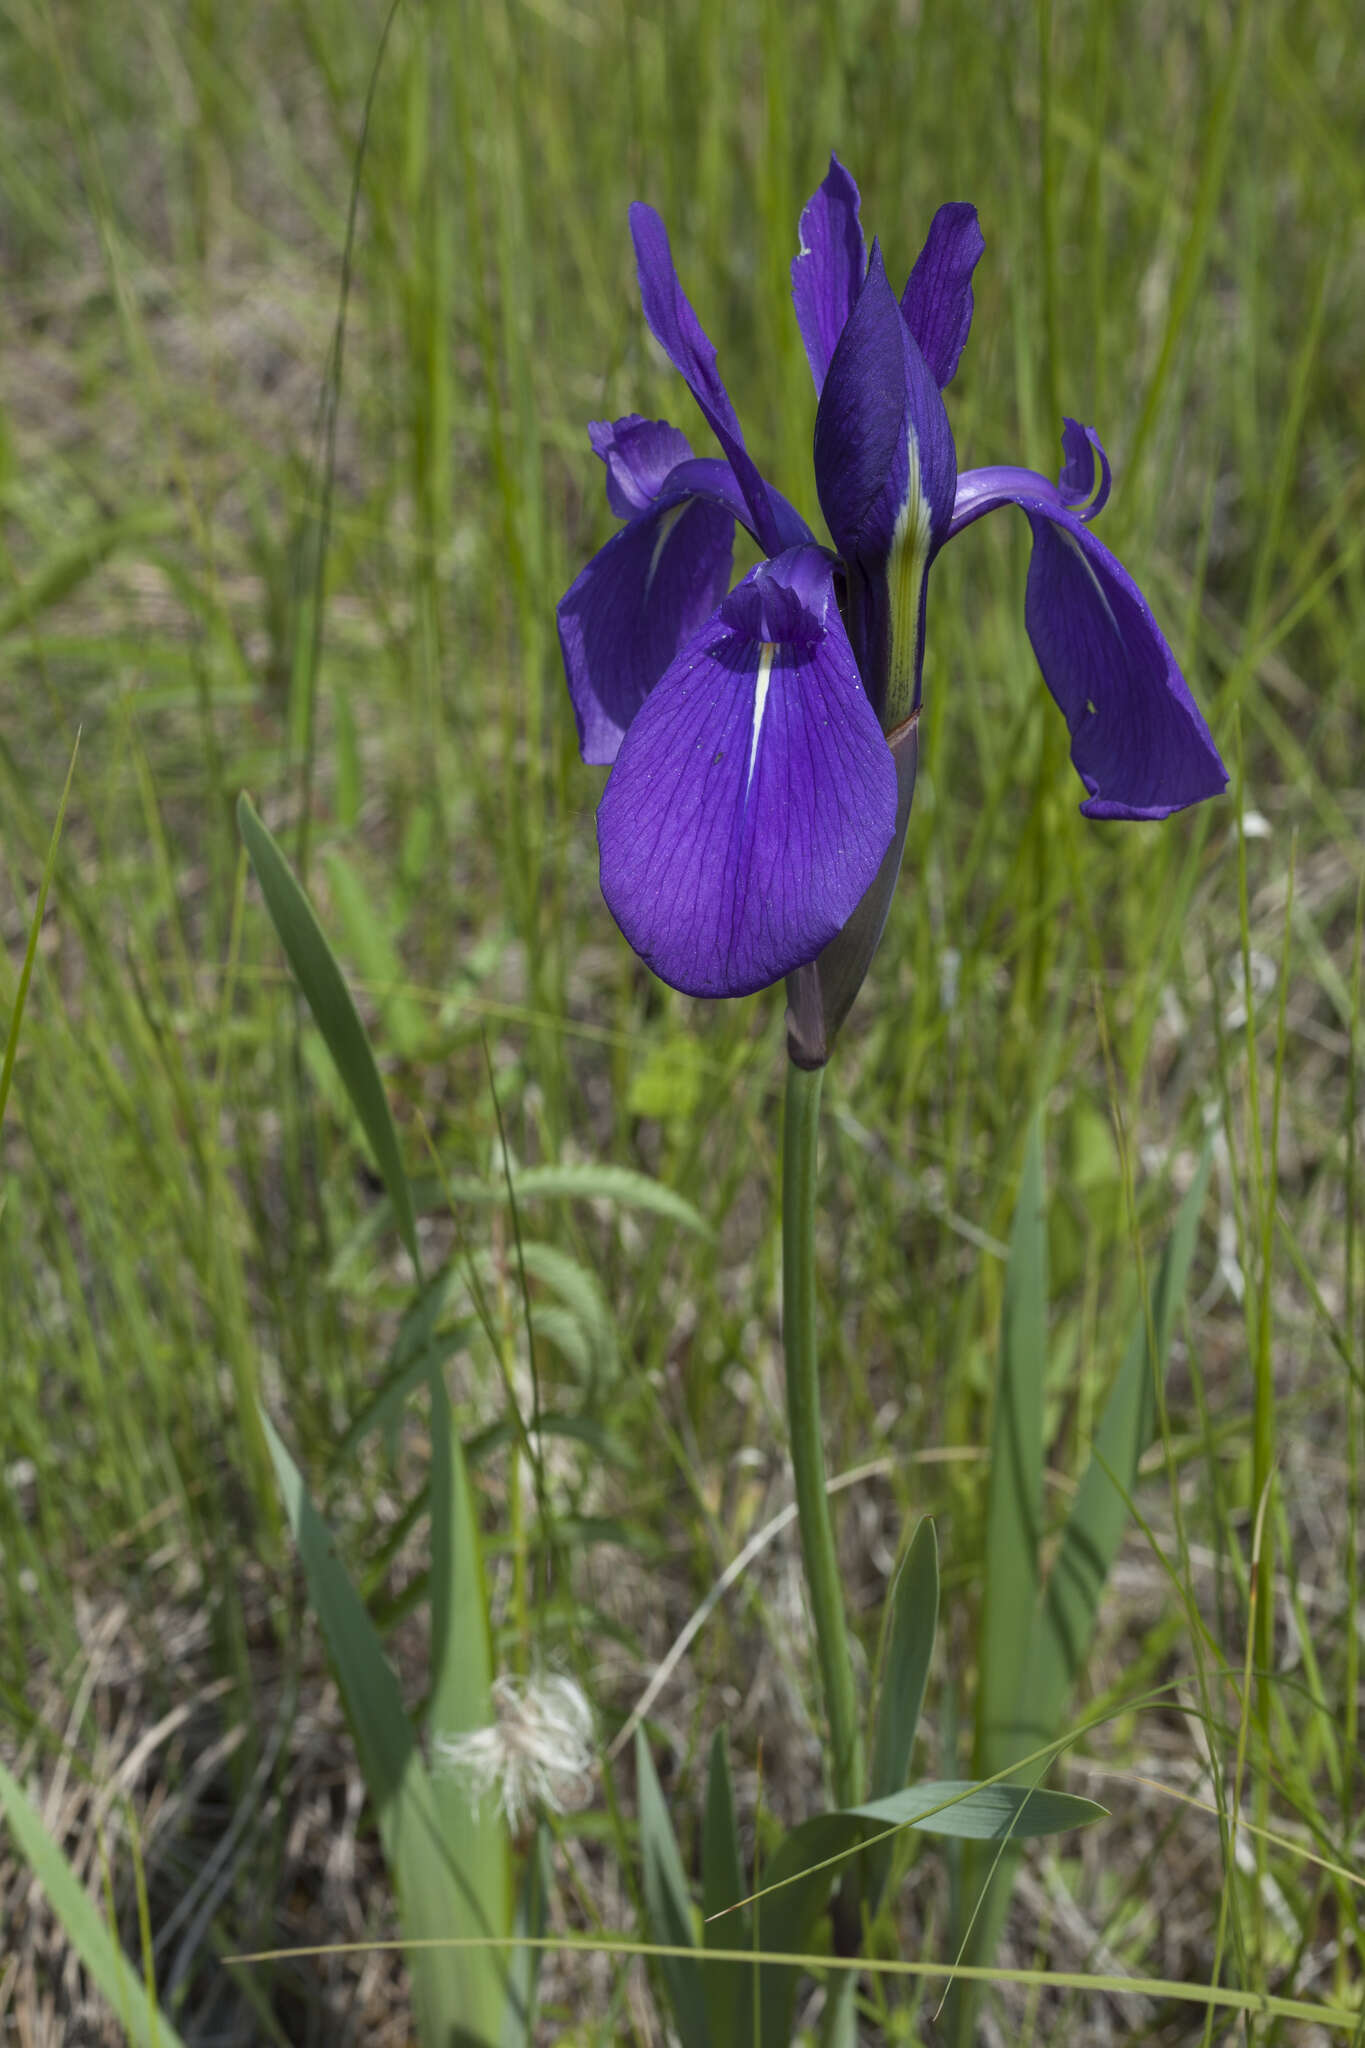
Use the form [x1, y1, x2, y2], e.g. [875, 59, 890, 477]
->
[0, 0, 1361, 2039]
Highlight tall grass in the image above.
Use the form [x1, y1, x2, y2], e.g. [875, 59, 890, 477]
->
[0, 0, 1360, 2038]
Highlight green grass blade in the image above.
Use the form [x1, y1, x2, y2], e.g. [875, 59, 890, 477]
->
[866, 1516, 938, 1905]
[237, 791, 420, 1274]
[977, 1120, 1047, 1776]
[634, 1727, 709, 2048]
[1025, 1145, 1214, 1739]
[0, 729, 78, 1131]
[0, 1758, 190, 2048]
[262, 1408, 505, 2047]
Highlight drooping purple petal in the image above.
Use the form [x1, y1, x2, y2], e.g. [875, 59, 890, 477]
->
[630, 202, 808, 559]
[1024, 514, 1226, 817]
[948, 443, 1227, 819]
[596, 545, 898, 997]
[557, 485, 735, 766]
[589, 415, 697, 518]
[899, 202, 985, 390]
[791, 155, 867, 396]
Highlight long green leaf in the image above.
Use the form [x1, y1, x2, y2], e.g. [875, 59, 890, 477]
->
[0, 1759, 190, 2048]
[500, 1824, 550, 2048]
[977, 1120, 1047, 1776]
[634, 1728, 709, 2048]
[756, 1814, 848, 2048]
[1024, 1145, 1214, 1741]
[700, 1730, 749, 2048]
[427, 1370, 509, 1980]
[866, 1516, 938, 1906]
[263, 1410, 505, 2048]
[238, 791, 420, 1273]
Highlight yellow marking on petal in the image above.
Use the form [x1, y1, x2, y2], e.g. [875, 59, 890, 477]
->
[884, 428, 934, 730]
[643, 502, 686, 603]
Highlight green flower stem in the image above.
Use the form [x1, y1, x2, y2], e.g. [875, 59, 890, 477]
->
[782, 1060, 863, 1811]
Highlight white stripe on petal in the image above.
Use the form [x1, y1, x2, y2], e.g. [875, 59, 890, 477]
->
[747, 643, 776, 796]
[643, 502, 686, 602]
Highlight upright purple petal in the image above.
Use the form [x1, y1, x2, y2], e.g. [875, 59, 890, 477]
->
[557, 486, 734, 766]
[589, 416, 696, 518]
[596, 546, 898, 997]
[899, 203, 985, 390]
[814, 243, 956, 561]
[814, 243, 957, 724]
[791, 156, 867, 396]
[629, 202, 808, 558]
[948, 438, 1226, 818]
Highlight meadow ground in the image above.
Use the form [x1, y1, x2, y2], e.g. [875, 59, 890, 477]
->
[0, 0, 1361, 2041]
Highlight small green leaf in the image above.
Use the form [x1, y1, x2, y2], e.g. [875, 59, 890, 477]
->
[635, 1728, 708, 2048]
[628, 1032, 706, 1124]
[0, 1759, 190, 2048]
[238, 792, 420, 1273]
[866, 1516, 938, 1905]
[328, 1161, 710, 1280]
[507, 1162, 710, 1237]
[515, 1241, 619, 1385]
[977, 1118, 1047, 1778]
[852, 1780, 1104, 1842]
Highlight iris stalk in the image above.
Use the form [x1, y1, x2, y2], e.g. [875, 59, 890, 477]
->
[782, 1061, 862, 1810]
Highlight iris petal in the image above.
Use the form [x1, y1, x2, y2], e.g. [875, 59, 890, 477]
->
[814, 243, 957, 724]
[1055, 416, 1112, 516]
[1023, 512, 1227, 818]
[630, 203, 809, 559]
[899, 203, 985, 390]
[814, 243, 956, 562]
[589, 415, 696, 518]
[557, 486, 735, 766]
[596, 546, 898, 997]
[949, 437, 1227, 818]
[791, 155, 867, 396]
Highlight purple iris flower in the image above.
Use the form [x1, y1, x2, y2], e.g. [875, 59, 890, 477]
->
[557, 156, 1226, 1041]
